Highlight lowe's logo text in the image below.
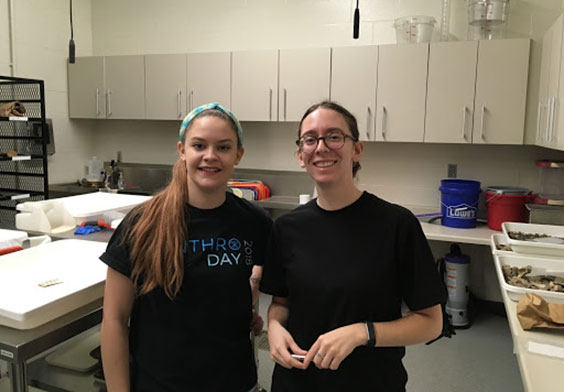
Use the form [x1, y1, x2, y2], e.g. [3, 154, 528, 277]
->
[446, 204, 476, 219]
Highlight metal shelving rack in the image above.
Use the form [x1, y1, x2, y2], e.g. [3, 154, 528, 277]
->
[0, 76, 49, 228]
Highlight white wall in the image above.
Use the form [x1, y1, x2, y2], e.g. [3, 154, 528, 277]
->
[0, 0, 95, 183]
[88, 0, 564, 207]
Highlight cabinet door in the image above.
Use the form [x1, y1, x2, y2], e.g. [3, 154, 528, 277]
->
[425, 41, 477, 143]
[538, 28, 553, 147]
[473, 39, 530, 144]
[376, 44, 428, 142]
[232, 50, 278, 121]
[186, 52, 231, 111]
[331, 46, 378, 141]
[279, 48, 330, 122]
[105, 55, 145, 119]
[68, 57, 105, 118]
[145, 54, 186, 120]
[548, 16, 563, 147]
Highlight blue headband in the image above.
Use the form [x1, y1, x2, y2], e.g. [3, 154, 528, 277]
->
[179, 102, 244, 145]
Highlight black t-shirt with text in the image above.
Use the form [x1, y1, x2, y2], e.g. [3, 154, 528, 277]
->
[260, 191, 446, 392]
[100, 193, 272, 392]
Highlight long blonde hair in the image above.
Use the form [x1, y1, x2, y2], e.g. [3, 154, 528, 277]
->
[126, 109, 240, 299]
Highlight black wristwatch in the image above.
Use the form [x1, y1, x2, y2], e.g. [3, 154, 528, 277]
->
[365, 321, 376, 347]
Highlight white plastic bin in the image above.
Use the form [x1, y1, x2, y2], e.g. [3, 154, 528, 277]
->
[394, 16, 436, 44]
[16, 192, 151, 234]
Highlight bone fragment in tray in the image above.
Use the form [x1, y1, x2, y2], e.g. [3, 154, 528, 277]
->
[502, 264, 564, 293]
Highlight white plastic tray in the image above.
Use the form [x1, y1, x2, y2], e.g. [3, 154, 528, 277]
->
[502, 222, 564, 258]
[494, 253, 564, 304]
[490, 233, 513, 256]
[17, 192, 151, 224]
[0, 228, 27, 243]
[0, 239, 107, 329]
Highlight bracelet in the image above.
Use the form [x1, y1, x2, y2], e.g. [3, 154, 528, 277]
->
[365, 321, 376, 347]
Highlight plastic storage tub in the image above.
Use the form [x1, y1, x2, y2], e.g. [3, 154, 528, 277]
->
[16, 192, 151, 233]
[494, 253, 564, 304]
[467, 0, 509, 26]
[485, 186, 534, 231]
[394, 16, 436, 44]
[536, 161, 564, 201]
[502, 222, 564, 258]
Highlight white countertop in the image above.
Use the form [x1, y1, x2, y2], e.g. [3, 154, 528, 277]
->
[404, 204, 498, 246]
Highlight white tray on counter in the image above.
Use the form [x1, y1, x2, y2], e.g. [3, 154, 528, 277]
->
[491, 233, 514, 256]
[494, 253, 564, 304]
[0, 239, 107, 329]
[502, 222, 564, 258]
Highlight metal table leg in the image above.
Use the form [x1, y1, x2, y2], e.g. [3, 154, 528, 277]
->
[9, 363, 27, 392]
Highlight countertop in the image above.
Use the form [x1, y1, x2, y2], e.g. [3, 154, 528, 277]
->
[35, 196, 498, 246]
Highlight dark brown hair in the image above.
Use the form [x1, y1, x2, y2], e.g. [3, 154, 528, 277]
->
[298, 101, 361, 177]
[126, 109, 241, 299]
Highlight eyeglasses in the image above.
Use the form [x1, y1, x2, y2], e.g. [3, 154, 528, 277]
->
[296, 131, 358, 153]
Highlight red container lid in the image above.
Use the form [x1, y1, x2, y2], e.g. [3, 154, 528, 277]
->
[536, 160, 564, 168]
[486, 186, 529, 195]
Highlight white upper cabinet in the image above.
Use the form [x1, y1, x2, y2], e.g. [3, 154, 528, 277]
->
[473, 39, 530, 144]
[105, 55, 146, 119]
[68, 56, 105, 119]
[145, 54, 186, 120]
[279, 48, 331, 122]
[186, 52, 231, 111]
[425, 41, 478, 143]
[376, 43, 428, 142]
[538, 27, 553, 146]
[232, 50, 278, 121]
[331, 46, 378, 141]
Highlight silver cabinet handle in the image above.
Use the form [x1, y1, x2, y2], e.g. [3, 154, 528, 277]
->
[107, 89, 112, 117]
[366, 106, 372, 140]
[283, 89, 287, 121]
[177, 89, 182, 118]
[189, 89, 194, 112]
[546, 97, 553, 143]
[536, 102, 542, 142]
[479, 104, 486, 141]
[96, 89, 100, 116]
[269, 88, 272, 121]
[551, 97, 557, 143]
[461, 106, 468, 142]
[381, 106, 387, 140]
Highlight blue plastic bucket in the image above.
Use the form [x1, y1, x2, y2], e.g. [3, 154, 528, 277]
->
[439, 179, 481, 228]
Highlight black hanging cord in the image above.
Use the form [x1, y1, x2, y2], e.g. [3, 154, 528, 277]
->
[353, 0, 360, 39]
[69, 0, 75, 63]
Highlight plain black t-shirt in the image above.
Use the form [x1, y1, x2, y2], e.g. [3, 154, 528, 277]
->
[260, 192, 446, 392]
[100, 193, 272, 392]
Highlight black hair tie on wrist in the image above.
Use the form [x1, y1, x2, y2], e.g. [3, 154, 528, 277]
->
[365, 321, 376, 347]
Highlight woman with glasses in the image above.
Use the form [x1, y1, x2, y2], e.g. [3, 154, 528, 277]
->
[100, 103, 271, 392]
[260, 101, 446, 391]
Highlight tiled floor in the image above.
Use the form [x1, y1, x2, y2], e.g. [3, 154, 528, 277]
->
[256, 296, 524, 392]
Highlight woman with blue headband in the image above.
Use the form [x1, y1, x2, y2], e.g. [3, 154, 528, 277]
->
[99, 103, 272, 392]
